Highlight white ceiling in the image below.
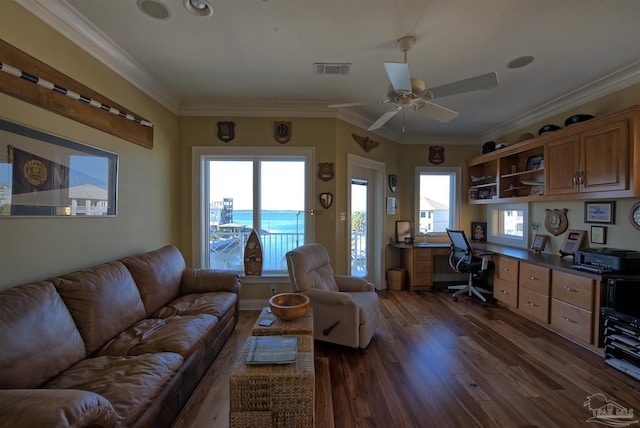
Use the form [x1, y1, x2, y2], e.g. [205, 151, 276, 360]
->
[18, 0, 640, 144]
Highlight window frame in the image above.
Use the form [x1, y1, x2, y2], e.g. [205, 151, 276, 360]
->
[487, 202, 530, 249]
[414, 166, 461, 236]
[192, 146, 315, 272]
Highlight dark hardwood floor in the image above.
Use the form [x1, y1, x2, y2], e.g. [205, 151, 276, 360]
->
[172, 290, 640, 428]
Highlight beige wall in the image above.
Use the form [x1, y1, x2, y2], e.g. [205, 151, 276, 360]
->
[2, 1, 638, 294]
[0, 2, 180, 290]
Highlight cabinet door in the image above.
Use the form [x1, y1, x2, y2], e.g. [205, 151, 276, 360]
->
[495, 256, 518, 282]
[579, 120, 629, 193]
[545, 135, 580, 195]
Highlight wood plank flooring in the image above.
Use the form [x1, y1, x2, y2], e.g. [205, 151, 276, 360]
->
[172, 290, 640, 428]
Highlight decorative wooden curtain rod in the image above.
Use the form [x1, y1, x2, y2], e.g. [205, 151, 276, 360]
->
[0, 39, 153, 149]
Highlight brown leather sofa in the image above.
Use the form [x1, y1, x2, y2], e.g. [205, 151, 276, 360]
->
[0, 245, 241, 428]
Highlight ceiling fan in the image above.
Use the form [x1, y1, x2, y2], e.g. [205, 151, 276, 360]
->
[329, 36, 499, 131]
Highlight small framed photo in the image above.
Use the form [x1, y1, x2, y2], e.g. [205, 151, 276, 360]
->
[468, 188, 478, 200]
[395, 220, 412, 243]
[531, 234, 549, 254]
[386, 196, 397, 215]
[471, 222, 487, 241]
[525, 154, 544, 171]
[584, 201, 615, 224]
[590, 225, 607, 245]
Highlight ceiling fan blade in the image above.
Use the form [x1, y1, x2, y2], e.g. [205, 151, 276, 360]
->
[328, 100, 386, 108]
[368, 106, 402, 131]
[384, 62, 412, 94]
[415, 101, 459, 123]
[425, 72, 499, 99]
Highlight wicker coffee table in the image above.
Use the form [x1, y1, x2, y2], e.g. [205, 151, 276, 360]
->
[229, 335, 315, 427]
[252, 306, 313, 336]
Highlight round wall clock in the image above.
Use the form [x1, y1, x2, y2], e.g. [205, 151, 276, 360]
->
[630, 201, 640, 231]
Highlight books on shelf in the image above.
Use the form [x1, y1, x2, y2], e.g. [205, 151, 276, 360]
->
[246, 335, 297, 365]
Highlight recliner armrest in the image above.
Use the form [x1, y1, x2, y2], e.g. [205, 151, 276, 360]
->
[334, 275, 375, 292]
[303, 288, 355, 306]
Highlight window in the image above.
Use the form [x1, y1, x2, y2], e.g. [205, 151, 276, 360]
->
[193, 147, 314, 274]
[415, 167, 460, 235]
[487, 203, 529, 248]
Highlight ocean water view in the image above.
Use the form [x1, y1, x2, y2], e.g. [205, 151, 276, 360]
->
[231, 210, 303, 234]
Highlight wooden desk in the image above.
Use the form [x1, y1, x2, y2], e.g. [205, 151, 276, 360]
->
[392, 243, 450, 291]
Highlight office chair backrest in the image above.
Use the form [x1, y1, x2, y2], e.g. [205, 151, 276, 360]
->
[446, 229, 473, 264]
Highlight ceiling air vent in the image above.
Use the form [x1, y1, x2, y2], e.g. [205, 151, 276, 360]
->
[314, 63, 351, 75]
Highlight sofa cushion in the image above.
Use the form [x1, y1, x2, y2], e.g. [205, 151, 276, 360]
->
[96, 314, 218, 359]
[44, 353, 183, 427]
[121, 245, 186, 317]
[0, 281, 86, 389]
[0, 389, 117, 428]
[53, 261, 146, 356]
[152, 291, 237, 320]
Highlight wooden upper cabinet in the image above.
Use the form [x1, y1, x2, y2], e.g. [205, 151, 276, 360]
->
[579, 120, 629, 193]
[467, 105, 639, 203]
[546, 119, 629, 196]
[546, 135, 581, 195]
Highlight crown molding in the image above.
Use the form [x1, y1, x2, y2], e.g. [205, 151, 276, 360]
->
[16, 0, 181, 113]
[481, 60, 640, 141]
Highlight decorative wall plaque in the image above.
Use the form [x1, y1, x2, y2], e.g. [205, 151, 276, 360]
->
[428, 145, 445, 164]
[318, 162, 334, 181]
[352, 134, 380, 152]
[545, 208, 569, 236]
[274, 121, 291, 144]
[217, 121, 235, 142]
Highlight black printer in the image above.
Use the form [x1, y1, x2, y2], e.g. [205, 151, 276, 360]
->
[573, 248, 640, 274]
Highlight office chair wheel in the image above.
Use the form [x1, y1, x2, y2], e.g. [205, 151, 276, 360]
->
[482, 301, 488, 307]
[452, 296, 458, 302]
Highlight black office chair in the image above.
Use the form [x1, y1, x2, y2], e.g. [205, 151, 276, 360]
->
[446, 229, 495, 306]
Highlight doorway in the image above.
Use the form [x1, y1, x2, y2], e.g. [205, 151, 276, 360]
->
[347, 154, 384, 289]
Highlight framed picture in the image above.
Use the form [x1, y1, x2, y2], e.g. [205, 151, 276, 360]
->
[590, 226, 607, 245]
[530, 234, 549, 254]
[386, 196, 397, 215]
[559, 229, 586, 257]
[0, 118, 118, 217]
[525, 154, 544, 171]
[395, 220, 412, 243]
[584, 201, 615, 224]
[468, 188, 478, 200]
[471, 222, 487, 241]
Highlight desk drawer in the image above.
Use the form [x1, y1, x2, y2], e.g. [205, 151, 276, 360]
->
[551, 298, 593, 343]
[414, 260, 433, 274]
[493, 277, 518, 308]
[551, 271, 594, 311]
[519, 262, 550, 295]
[518, 287, 549, 323]
[414, 249, 433, 261]
[413, 273, 432, 286]
[495, 256, 518, 282]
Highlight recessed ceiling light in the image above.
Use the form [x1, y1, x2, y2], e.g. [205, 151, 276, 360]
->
[184, 0, 214, 17]
[507, 55, 535, 69]
[137, 0, 172, 20]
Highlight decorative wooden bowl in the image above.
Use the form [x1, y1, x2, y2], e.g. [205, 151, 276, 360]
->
[269, 293, 310, 321]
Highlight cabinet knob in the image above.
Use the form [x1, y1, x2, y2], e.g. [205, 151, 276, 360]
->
[563, 286, 577, 292]
[501, 289, 509, 295]
[527, 301, 537, 307]
[529, 275, 538, 280]
[562, 316, 577, 324]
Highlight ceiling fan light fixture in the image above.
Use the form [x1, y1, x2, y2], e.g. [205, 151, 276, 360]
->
[184, 0, 214, 17]
[137, 0, 172, 20]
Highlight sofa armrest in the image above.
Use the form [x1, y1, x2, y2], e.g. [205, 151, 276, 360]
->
[303, 288, 355, 306]
[180, 269, 241, 295]
[0, 389, 117, 428]
[334, 275, 375, 292]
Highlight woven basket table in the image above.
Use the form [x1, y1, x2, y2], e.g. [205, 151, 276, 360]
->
[252, 306, 313, 336]
[229, 335, 315, 428]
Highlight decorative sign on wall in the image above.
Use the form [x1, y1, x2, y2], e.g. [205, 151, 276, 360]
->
[0, 40, 153, 149]
[428, 145, 445, 164]
[352, 134, 380, 152]
[318, 162, 334, 181]
[217, 121, 235, 142]
[274, 121, 291, 144]
[545, 208, 568, 236]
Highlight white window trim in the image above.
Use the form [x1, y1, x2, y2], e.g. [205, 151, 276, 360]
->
[192, 146, 315, 270]
[487, 202, 530, 249]
[414, 166, 461, 235]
